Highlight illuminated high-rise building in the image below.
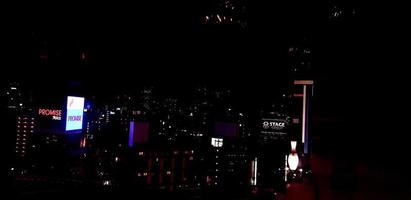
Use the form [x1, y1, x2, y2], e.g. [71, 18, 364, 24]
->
[4, 82, 24, 112]
[288, 37, 312, 79]
[15, 115, 35, 158]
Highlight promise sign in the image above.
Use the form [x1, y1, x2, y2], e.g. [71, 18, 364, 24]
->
[38, 108, 62, 120]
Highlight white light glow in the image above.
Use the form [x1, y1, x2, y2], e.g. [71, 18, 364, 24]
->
[302, 85, 306, 144]
[288, 153, 299, 171]
[211, 138, 223, 147]
[251, 157, 258, 186]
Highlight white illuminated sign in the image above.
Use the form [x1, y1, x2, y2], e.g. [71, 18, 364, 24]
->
[211, 138, 223, 148]
[262, 121, 285, 130]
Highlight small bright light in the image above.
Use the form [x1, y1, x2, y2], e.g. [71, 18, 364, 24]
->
[10, 168, 14, 171]
[103, 180, 111, 186]
[115, 157, 119, 162]
[217, 14, 222, 22]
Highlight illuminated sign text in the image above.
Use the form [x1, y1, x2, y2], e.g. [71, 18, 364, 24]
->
[38, 108, 62, 120]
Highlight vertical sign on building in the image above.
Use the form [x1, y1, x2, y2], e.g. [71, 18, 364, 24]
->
[128, 121, 149, 147]
[66, 96, 85, 131]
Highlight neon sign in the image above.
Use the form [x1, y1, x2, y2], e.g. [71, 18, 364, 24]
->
[38, 108, 62, 120]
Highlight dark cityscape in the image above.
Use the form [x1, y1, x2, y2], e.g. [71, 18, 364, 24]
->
[0, 1, 407, 200]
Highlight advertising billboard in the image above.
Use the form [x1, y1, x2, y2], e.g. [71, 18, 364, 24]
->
[260, 118, 289, 141]
[65, 96, 85, 131]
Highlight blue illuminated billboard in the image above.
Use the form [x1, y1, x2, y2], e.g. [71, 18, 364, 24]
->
[65, 96, 85, 131]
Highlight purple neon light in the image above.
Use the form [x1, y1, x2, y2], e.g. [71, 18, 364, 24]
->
[129, 121, 134, 147]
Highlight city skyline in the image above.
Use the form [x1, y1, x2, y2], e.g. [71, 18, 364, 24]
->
[2, 1, 407, 199]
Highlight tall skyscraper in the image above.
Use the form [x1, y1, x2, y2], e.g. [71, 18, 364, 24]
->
[15, 115, 35, 158]
[288, 37, 312, 79]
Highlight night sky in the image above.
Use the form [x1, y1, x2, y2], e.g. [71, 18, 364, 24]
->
[1, 1, 405, 161]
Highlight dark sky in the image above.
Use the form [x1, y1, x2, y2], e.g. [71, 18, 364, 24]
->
[1, 1, 407, 163]
[1, 1, 404, 118]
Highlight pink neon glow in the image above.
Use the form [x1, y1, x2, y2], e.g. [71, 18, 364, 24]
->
[291, 141, 297, 153]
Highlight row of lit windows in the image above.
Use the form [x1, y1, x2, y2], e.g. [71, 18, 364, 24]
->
[17, 121, 35, 124]
[17, 130, 33, 133]
[137, 171, 173, 177]
[17, 125, 34, 129]
[18, 117, 34, 120]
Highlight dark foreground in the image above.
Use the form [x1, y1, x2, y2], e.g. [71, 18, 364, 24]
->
[11, 153, 411, 200]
